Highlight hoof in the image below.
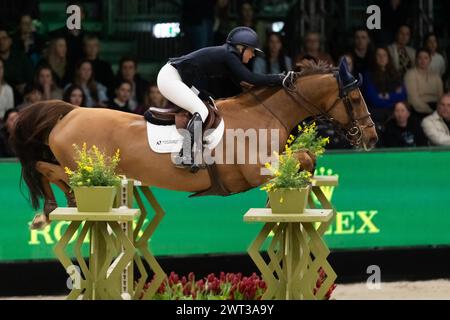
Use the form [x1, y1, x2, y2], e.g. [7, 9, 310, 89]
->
[30, 214, 50, 231]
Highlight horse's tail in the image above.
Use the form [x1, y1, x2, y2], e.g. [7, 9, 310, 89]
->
[10, 100, 77, 209]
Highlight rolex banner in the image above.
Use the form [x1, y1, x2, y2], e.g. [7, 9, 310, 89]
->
[1, 148, 450, 263]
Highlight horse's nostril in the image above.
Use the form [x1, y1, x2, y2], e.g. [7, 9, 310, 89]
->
[370, 137, 378, 147]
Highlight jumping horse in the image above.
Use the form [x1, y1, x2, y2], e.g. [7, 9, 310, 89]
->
[10, 59, 378, 229]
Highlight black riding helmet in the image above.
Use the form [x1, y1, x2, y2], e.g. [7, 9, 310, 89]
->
[226, 26, 265, 57]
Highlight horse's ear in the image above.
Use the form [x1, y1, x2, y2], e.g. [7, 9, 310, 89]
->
[339, 57, 355, 86]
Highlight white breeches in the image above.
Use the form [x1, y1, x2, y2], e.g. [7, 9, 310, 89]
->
[157, 63, 209, 122]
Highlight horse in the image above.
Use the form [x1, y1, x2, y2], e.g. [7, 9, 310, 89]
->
[10, 59, 377, 228]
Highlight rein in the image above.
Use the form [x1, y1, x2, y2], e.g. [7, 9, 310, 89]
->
[281, 71, 374, 146]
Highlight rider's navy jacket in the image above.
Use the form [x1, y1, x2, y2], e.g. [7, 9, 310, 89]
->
[168, 44, 283, 88]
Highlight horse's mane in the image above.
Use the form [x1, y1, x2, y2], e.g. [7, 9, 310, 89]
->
[295, 60, 335, 77]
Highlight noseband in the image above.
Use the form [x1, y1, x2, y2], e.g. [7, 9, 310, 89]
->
[282, 71, 375, 147]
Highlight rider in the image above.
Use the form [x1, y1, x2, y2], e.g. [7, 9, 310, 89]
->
[157, 26, 285, 173]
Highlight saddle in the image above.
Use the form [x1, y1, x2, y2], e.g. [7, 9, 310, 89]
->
[144, 99, 222, 133]
[143, 99, 230, 197]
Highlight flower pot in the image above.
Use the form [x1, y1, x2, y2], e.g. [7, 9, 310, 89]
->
[73, 186, 117, 212]
[268, 186, 311, 214]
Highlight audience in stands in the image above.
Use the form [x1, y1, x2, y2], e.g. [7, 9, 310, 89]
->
[63, 84, 86, 107]
[107, 80, 133, 113]
[0, 58, 14, 119]
[34, 64, 62, 100]
[383, 101, 427, 147]
[362, 47, 407, 126]
[1, 3, 450, 157]
[423, 33, 447, 77]
[0, 108, 18, 157]
[115, 57, 149, 112]
[83, 34, 115, 93]
[253, 32, 292, 75]
[66, 59, 108, 107]
[16, 83, 42, 110]
[388, 25, 416, 78]
[405, 49, 444, 119]
[422, 94, 450, 146]
[295, 32, 334, 68]
[351, 28, 373, 76]
[0, 28, 33, 104]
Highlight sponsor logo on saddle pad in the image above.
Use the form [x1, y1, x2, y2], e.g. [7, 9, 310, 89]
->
[146, 119, 225, 154]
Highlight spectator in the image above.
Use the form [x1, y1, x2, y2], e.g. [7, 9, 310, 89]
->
[422, 94, 450, 146]
[0, 58, 14, 119]
[41, 37, 71, 87]
[83, 34, 114, 93]
[181, 0, 215, 51]
[213, 0, 232, 45]
[253, 32, 292, 75]
[34, 65, 63, 100]
[234, 1, 268, 47]
[383, 101, 427, 147]
[66, 59, 108, 107]
[0, 108, 19, 157]
[295, 32, 334, 68]
[16, 83, 42, 110]
[107, 80, 133, 113]
[135, 83, 169, 115]
[388, 25, 416, 77]
[362, 47, 407, 125]
[376, 0, 412, 46]
[63, 84, 86, 107]
[351, 28, 373, 76]
[423, 33, 446, 77]
[115, 57, 148, 112]
[49, 2, 87, 67]
[12, 14, 46, 66]
[405, 49, 443, 119]
[0, 28, 33, 103]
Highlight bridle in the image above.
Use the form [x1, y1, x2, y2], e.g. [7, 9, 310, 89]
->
[282, 70, 375, 147]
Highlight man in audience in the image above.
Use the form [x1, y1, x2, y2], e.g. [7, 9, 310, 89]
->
[422, 94, 450, 146]
[0, 28, 33, 104]
[388, 25, 416, 77]
[83, 34, 114, 93]
[351, 28, 373, 76]
[295, 32, 334, 67]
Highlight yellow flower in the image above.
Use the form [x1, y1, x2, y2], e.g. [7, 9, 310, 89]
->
[64, 167, 74, 175]
[84, 166, 93, 173]
[77, 181, 83, 186]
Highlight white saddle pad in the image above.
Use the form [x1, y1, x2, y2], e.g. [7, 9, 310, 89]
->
[147, 119, 225, 154]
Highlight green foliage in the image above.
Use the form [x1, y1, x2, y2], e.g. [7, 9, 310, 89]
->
[261, 146, 312, 192]
[65, 143, 121, 188]
[289, 122, 329, 157]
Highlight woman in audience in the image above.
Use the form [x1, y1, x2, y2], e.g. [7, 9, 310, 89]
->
[66, 59, 108, 107]
[423, 33, 447, 77]
[405, 49, 444, 119]
[363, 47, 407, 126]
[13, 14, 46, 66]
[0, 58, 14, 119]
[383, 101, 428, 147]
[107, 80, 133, 113]
[43, 37, 71, 87]
[135, 83, 169, 115]
[253, 32, 292, 75]
[63, 84, 86, 107]
[34, 64, 63, 100]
